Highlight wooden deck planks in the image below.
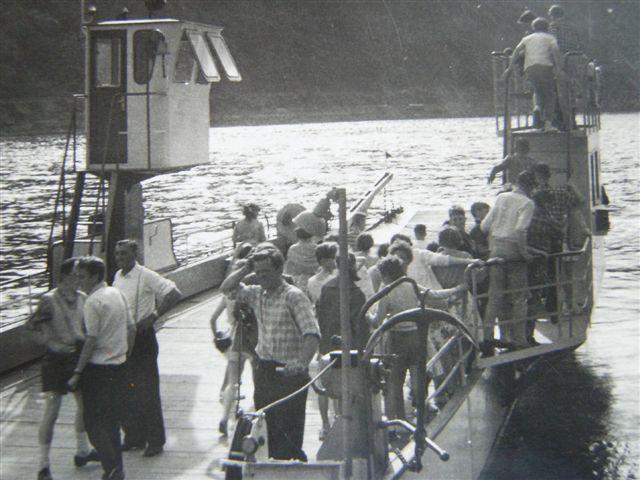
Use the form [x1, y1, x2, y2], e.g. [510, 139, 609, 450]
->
[0, 288, 325, 480]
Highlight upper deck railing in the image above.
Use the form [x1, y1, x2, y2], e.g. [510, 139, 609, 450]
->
[491, 51, 601, 135]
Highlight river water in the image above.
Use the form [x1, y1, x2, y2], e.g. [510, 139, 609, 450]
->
[1, 113, 638, 478]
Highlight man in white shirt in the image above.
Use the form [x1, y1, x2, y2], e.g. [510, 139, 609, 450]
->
[112, 239, 182, 457]
[506, 17, 564, 130]
[68, 256, 135, 480]
[481, 171, 537, 352]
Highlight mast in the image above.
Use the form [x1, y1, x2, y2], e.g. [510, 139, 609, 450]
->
[337, 188, 353, 477]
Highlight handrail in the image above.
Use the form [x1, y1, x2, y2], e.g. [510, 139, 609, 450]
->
[492, 50, 601, 135]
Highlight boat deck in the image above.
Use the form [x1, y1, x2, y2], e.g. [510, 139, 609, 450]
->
[0, 289, 325, 480]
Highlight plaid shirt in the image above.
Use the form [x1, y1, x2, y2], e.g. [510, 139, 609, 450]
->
[527, 207, 554, 252]
[550, 20, 580, 53]
[237, 282, 319, 365]
[536, 185, 580, 226]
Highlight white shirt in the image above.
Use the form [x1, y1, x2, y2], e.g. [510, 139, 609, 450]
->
[306, 269, 336, 305]
[481, 190, 535, 243]
[113, 262, 177, 324]
[514, 32, 560, 70]
[408, 249, 454, 290]
[84, 282, 133, 365]
[413, 239, 428, 249]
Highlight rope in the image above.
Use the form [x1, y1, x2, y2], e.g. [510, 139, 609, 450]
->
[257, 358, 338, 414]
[47, 105, 76, 258]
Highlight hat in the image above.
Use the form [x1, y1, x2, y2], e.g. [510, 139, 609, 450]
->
[293, 211, 327, 238]
[548, 5, 564, 18]
[518, 10, 536, 24]
[276, 203, 305, 243]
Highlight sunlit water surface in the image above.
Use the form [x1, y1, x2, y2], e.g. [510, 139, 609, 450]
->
[1, 113, 638, 478]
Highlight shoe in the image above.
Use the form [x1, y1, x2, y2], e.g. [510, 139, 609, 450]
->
[74, 449, 100, 467]
[121, 442, 145, 452]
[479, 340, 494, 358]
[142, 445, 163, 457]
[37, 467, 53, 480]
[219, 419, 228, 437]
[102, 468, 125, 480]
[318, 426, 328, 441]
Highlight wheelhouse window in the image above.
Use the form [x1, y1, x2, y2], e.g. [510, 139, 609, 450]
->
[95, 36, 121, 87]
[174, 31, 220, 83]
[134, 29, 166, 84]
[187, 31, 220, 82]
[206, 33, 241, 81]
[174, 34, 196, 83]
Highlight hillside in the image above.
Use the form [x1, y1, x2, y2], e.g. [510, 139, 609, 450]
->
[1, 0, 638, 134]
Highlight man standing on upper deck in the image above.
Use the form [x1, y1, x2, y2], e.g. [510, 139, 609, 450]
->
[548, 4, 580, 54]
[220, 246, 320, 461]
[481, 171, 537, 353]
[505, 17, 564, 131]
[68, 256, 136, 480]
[113, 239, 183, 457]
[548, 4, 581, 130]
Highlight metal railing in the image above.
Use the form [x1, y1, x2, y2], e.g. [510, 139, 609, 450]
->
[491, 51, 601, 135]
[468, 236, 593, 346]
[0, 270, 49, 330]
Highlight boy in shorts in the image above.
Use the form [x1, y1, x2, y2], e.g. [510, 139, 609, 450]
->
[27, 258, 98, 480]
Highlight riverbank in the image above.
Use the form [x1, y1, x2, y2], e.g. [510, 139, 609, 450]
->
[3, 94, 638, 138]
[0, 95, 496, 137]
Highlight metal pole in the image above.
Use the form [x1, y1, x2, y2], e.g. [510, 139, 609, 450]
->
[337, 188, 352, 478]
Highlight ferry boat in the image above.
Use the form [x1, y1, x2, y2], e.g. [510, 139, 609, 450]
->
[0, 5, 609, 480]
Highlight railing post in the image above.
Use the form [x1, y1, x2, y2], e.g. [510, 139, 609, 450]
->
[555, 256, 563, 338]
[457, 336, 466, 386]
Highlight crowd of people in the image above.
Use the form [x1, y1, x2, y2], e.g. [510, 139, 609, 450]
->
[209, 151, 587, 457]
[25, 151, 588, 478]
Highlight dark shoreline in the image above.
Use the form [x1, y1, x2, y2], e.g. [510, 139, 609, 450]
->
[2, 96, 637, 138]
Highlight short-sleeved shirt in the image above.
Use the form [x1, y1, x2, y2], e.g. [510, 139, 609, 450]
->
[374, 282, 419, 332]
[84, 282, 134, 365]
[503, 154, 536, 184]
[306, 269, 336, 305]
[233, 219, 266, 246]
[27, 289, 86, 353]
[113, 262, 177, 324]
[432, 249, 472, 289]
[236, 282, 320, 365]
[514, 31, 560, 70]
[283, 241, 320, 290]
[408, 249, 454, 290]
[481, 190, 535, 244]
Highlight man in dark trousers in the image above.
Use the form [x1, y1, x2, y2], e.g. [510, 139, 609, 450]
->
[113, 240, 182, 457]
[220, 245, 320, 461]
[68, 256, 136, 480]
